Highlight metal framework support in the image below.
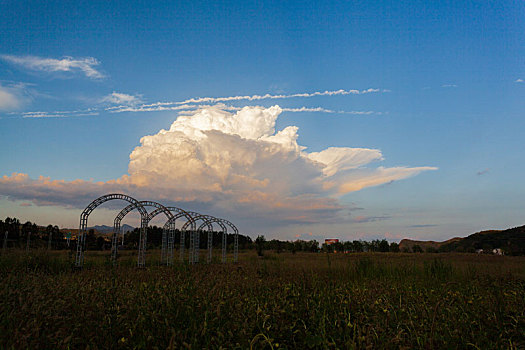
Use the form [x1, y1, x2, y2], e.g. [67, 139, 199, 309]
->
[76, 193, 240, 268]
[188, 228, 195, 264]
[208, 226, 213, 263]
[179, 229, 185, 262]
[222, 231, 227, 263]
[113, 201, 176, 267]
[218, 219, 239, 263]
[161, 230, 167, 263]
[182, 212, 215, 264]
[194, 230, 200, 263]
[197, 216, 227, 263]
[160, 208, 195, 264]
[75, 194, 148, 269]
[166, 221, 175, 265]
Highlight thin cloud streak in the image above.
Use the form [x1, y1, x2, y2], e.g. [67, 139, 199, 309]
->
[12, 87, 388, 118]
[175, 88, 383, 104]
[22, 110, 99, 118]
[110, 103, 380, 115]
[0, 55, 105, 79]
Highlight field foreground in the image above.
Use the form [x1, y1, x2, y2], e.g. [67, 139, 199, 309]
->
[1, 250, 524, 349]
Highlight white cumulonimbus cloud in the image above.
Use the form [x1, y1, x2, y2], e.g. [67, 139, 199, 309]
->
[0, 105, 436, 227]
[0, 55, 105, 79]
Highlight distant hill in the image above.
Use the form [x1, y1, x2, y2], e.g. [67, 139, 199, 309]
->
[400, 225, 525, 255]
[399, 237, 461, 252]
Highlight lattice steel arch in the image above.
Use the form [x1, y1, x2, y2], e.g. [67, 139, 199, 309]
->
[181, 212, 215, 264]
[147, 206, 194, 265]
[217, 218, 239, 263]
[196, 216, 227, 263]
[113, 201, 175, 266]
[75, 194, 148, 268]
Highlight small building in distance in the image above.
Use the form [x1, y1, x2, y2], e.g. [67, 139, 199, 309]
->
[325, 239, 339, 245]
[324, 239, 340, 252]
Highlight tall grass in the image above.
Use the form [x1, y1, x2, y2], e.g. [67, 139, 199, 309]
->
[0, 250, 524, 348]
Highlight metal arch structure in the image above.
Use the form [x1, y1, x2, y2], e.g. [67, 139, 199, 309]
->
[181, 212, 214, 264]
[147, 206, 194, 265]
[160, 208, 196, 264]
[76, 194, 148, 268]
[112, 200, 175, 266]
[196, 216, 227, 263]
[217, 218, 240, 263]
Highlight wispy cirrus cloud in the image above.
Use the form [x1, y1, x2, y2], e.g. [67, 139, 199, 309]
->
[108, 102, 381, 116]
[515, 78, 524, 83]
[175, 88, 385, 104]
[101, 92, 143, 106]
[0, 55, 105, 79]
[105, 87, 388, 115]
[13, 87, 387, 118]
[441, 84, 457, 88]
[21, 110, 98, 118]
[0, 83, 28, 111]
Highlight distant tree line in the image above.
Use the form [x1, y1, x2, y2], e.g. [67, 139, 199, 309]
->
[0, 217, 65, 249]
[254, 235, 401, 256]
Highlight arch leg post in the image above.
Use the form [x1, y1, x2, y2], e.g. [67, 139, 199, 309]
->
[167, 223, 175, 266]
[222, 231, 227, 263]
[137, 219, 148, 268]
[179, 231, 185, 262]
[161, 230, 167, 265]
[234, 232, 239, 263]
[207, 230, 213, 263]
[194, 230, 200, 263]
[111, 231, 119, 265]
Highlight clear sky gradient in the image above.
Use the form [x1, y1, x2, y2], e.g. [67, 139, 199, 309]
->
[0, 1, 523, 241]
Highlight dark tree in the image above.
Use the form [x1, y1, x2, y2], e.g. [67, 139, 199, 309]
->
[255, 235, 266, 256]
[412, 245, 423, 253]
[389, 242, 400, 252]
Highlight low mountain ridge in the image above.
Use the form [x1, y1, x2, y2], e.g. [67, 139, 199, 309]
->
[400, 225, 525, 255]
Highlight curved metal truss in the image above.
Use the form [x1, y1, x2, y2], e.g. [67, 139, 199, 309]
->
[146, 206, 194, 265]
[182, 211, 215, 264]
[196, 216, 227, 263]
[76, 194, 239, 268]
[112, 200, 175, 266]
[218, 218, 239, 263]
[76, 194, 148, 268]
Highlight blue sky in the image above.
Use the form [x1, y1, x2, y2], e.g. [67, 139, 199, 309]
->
[0, 0, 523, 241]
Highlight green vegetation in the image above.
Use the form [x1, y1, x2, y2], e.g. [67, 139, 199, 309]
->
[1, 250, 524, 349]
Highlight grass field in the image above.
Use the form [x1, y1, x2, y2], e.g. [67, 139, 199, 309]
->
[1, 249, 524, 349]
